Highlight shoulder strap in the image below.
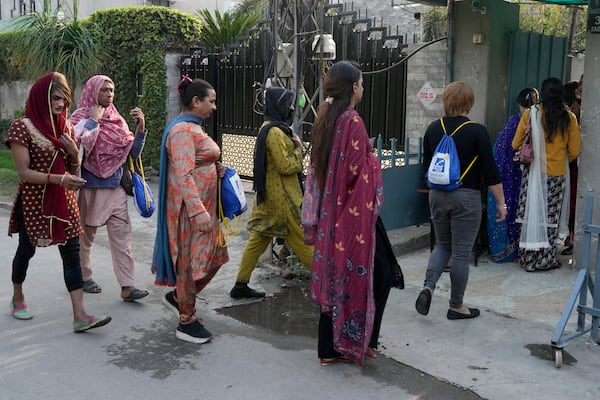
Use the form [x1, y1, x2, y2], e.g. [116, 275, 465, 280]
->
[438, 118, 478, 184]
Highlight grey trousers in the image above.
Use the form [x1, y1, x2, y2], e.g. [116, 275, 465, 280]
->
[425, 188, 482, 308]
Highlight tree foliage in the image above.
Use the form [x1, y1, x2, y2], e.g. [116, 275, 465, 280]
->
[422, 7, 448, 42]
[196, 9, 260, 52]
[87, 6, 202, 167]
[231, 0, 268, 18]
[519, 3, 586, 54]
[7, 0, 104, 91]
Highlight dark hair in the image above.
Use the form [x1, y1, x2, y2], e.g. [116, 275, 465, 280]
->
[51, 72, 72, 110]
[311, 60, 361, 190]
[540, 77, 570, 142]
[563, 80, 579, 107]
[516, 87, 537, 109]
[178, 78, 214, 108]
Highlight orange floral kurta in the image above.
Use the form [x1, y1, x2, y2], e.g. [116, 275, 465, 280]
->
[165, 122, 228, 281]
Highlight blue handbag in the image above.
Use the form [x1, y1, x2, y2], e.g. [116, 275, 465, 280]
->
[128, 156, 155, 218]
[218, 166, 247, 221]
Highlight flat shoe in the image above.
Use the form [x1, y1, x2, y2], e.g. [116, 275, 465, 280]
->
[10, 300, 33, 320]
[415, 288, 432, 315]
[73, 315, 112, 333]
[230, 284, 265, 299]
[320, 356, 353, 366]
[122, 287, 149, 302]
[447, 307, 480, 320]
[561, 246, 573, 256]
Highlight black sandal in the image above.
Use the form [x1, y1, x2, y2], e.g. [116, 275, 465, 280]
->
[83, 279, 102, 294]
[561, 246, 574, 256]
[122, 287, 149, 302]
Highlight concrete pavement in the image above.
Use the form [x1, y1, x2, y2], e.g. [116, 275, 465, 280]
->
[1, 183, 600, 399]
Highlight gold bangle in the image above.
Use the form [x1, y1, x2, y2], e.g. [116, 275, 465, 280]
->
[59, 174, 66, 186]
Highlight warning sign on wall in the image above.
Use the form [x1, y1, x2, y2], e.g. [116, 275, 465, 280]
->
[417, 82, 436, 108]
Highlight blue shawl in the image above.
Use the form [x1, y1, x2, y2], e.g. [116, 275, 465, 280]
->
[151, 113, 204, 285]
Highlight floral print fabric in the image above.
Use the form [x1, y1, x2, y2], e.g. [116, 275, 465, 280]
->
[309, 109, 383, 365]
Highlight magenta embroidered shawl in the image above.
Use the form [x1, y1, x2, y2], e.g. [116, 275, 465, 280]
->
[70, 75, 134, 178]
[309, 108, 383, 365]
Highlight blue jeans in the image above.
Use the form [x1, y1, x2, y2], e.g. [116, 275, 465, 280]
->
[425, 188, 481, 308]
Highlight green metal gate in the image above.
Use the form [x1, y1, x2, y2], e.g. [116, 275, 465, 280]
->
[505, 30, 568, 118]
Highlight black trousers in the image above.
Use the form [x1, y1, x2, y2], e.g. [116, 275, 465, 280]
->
[318, 217, 395, 358]
[11, 197, 84, 292]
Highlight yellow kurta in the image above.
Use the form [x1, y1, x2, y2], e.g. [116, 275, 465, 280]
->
[246, 124, 304, 238]
[512, 106, 581, 176]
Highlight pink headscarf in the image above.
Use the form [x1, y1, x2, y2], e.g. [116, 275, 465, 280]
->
[70, 75, 134, 178]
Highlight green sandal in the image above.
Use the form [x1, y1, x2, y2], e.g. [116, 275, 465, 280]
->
[73, 315, 112, 333]
[10, 300, 33, 320]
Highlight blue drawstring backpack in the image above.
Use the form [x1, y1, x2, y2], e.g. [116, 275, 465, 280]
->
[426, 118, 477, 191]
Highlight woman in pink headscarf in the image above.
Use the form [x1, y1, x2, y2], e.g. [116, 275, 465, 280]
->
[70, 75, 149, 301]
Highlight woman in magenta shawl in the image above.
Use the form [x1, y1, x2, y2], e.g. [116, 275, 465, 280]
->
[306, 61, 384, 366]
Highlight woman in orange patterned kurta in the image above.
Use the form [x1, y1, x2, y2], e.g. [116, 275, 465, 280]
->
[152, 77, 227, 344]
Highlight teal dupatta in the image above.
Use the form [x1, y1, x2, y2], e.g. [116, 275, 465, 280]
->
[151, 113, 204, 286]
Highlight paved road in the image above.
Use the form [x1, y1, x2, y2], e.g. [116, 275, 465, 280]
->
[1, 188, 600, 399]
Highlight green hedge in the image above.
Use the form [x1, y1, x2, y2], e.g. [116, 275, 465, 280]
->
[87, 6, 202, 168]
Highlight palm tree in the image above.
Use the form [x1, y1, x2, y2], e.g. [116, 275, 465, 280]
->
[8, 0, 103, 91]
[196, 9, 260, 52]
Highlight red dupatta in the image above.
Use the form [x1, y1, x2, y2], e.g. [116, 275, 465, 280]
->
[24, 72, 71, 244]
[309, 108, 384, 365]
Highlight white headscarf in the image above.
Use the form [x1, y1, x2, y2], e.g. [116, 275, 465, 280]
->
[520, 105, 550, 249]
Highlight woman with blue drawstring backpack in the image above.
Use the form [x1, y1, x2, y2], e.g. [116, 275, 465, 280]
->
[416, 81, 507, 320]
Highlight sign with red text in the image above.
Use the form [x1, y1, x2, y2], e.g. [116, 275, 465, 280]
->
[418, 82, 436, 108]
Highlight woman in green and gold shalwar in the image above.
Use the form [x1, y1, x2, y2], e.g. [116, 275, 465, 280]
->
[229, 88, 313, 299]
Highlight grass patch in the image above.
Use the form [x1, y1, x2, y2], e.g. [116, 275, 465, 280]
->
[0, 149, 18, 198]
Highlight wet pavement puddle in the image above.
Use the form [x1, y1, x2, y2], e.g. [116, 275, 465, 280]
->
[217, 284, 319, 338]
[526, 343, 577, 366]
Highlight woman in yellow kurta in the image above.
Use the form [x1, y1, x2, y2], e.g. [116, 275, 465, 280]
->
[152, 77, 228, 344]
[512, 77, 581, 272]
[230, 88, 313, 299]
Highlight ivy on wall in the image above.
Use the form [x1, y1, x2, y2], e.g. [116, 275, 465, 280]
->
[86, 6, 202, 168]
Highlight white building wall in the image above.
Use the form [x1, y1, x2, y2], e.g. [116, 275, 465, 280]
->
[0, 0, 236, 21]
